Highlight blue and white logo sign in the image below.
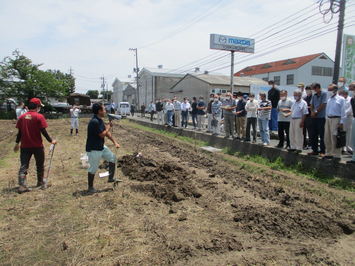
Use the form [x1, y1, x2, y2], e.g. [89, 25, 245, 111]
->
[210, 34, 255, 53]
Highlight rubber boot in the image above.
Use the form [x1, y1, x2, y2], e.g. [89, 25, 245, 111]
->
[75, 129, 78, 136]
[70, 129, 73, 135]
[87, 173, 97, 193]
[18, 174, 31, 193]
[108, 162, 116, 183]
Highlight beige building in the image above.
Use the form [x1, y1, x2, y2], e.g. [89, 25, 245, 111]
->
[169, 74, 267, 100]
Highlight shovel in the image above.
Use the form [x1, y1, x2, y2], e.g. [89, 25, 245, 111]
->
[43, 143, 56, 189]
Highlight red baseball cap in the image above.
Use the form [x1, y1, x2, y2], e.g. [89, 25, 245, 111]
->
[29, 98, 44, 107]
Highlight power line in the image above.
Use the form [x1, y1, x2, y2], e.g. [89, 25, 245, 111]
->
[176, 4, 355, 74]
[167, 1, 319, 73]
[206, 21, 355, 73]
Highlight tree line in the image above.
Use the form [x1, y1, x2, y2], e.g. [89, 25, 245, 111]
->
[0, 50, 75, 103]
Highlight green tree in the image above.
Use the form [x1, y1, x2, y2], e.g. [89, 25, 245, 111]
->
[86, 90, 99, 99]
[100, 90, 112, 101]
[0, 50, 75, 102]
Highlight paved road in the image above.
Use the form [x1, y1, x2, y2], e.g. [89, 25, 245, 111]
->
[129, 114, 353, 163]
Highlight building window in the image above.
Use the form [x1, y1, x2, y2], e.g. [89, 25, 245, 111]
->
[312, 66, 333, 76]
[286, 74, 294, 85]
[274, 76, 280, 85]
[323, 67, 332, 76]
[262, 77, 269, 82]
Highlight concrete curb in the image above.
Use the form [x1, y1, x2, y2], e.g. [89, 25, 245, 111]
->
[128, 118, 355, 181]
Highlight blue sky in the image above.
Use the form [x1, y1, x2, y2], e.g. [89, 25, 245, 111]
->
[0, 0, 354, 93]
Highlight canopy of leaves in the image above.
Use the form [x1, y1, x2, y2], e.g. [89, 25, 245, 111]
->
[0, 50, 75, 103]
[86, 90, 99, 99]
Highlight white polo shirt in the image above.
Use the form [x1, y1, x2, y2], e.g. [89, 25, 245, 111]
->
[291, 99, 308, 119]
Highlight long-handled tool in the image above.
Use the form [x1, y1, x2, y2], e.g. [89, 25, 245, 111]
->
[43, 143, 56, 189]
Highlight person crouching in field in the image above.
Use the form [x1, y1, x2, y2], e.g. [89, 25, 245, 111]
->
[86, 103, 120, 193]
[14, 98, 57, 193]
[70, 104, 81, 136]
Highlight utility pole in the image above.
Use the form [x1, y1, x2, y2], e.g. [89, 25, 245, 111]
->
[332, 0, 345, 83]
[318, 0, 346, 83]
[69, 67, 73, 76]
[230, 51, 235, 93]
[101, 76, 106, 102]
[129, 48, 139, 106]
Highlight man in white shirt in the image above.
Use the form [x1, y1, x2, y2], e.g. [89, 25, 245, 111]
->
[164, 99, 175, 127]
[16, 101, 27, 120]
[181, 98, 191, 128]
[297, 83, 307, 99]
[289, 89, 308, 153]
[324, 84, 346, 160]
[245, 93, 258, 142]
[276, 90, 293, 148]
[339, 90, 353, 154]
[347, 82, 355, 164]
[70, 104, 81, 136]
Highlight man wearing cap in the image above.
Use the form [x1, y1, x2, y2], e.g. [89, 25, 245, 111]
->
[297, 82, 307, 99]
[14, 98, 57, 193]
[221, 92, 237, 139]
[70, 104, 81, 136]
[323, 84, 346, 160]
[86, 103, 120, 193]
[288, 90, 308, 153]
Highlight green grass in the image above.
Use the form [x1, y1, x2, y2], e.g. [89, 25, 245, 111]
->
[123, 120, 208, 147]
[232, 151, 355, 192]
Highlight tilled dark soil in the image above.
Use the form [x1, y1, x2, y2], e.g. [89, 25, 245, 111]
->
[118, 154, 202, 204]
[114, 122, 355, 265]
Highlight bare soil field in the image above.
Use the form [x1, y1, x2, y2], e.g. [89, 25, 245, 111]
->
[0, 118, 354, 265]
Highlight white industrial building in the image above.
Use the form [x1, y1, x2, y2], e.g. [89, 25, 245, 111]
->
[235, 53, 335, 88]
[112, 78, 134, 105]
[137, 67, 185, 106]
[169, 74, 267, 100]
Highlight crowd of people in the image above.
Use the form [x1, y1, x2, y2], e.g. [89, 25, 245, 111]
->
[139, 78, 355, 163]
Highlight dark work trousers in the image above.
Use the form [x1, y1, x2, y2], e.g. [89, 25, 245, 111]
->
[150, 111, 154, 121]
[181, 111, 189, 128]
[245, 117, 257, 141]
[278, 121, 290, 147]
[191, 113, 198, 128]
[303, 117, 312, 147]
[19, 147, 45, 181]
[310, 117, 326, 154]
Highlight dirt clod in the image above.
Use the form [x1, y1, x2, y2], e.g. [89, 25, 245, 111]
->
[118, 154, 202, 204]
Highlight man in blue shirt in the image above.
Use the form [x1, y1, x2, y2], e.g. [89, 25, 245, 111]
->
[234, 92, 247, 140]
[86, 103, 120, 193]
[309, 83, 327, 156]
[196, 97, 206, 131]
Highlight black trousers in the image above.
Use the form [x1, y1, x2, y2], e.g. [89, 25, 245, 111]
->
[303, 117, 312, 147]
[277, 121, 290, 147]
[310, 118, 326, 154]
[19, 147, 45, 180]
[245, 117, 257, 141]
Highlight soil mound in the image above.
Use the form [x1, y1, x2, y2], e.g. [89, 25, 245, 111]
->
[117, 153, 202, 203]
[233, 205, 354, 239]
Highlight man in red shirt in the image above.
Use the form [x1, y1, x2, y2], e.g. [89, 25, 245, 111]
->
[14, 98, 57, 193]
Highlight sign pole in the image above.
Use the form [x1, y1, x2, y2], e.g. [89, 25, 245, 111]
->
[230, 51, 235, 93]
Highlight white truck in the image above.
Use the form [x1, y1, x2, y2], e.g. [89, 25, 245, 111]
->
[118, 102, 130, 117]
